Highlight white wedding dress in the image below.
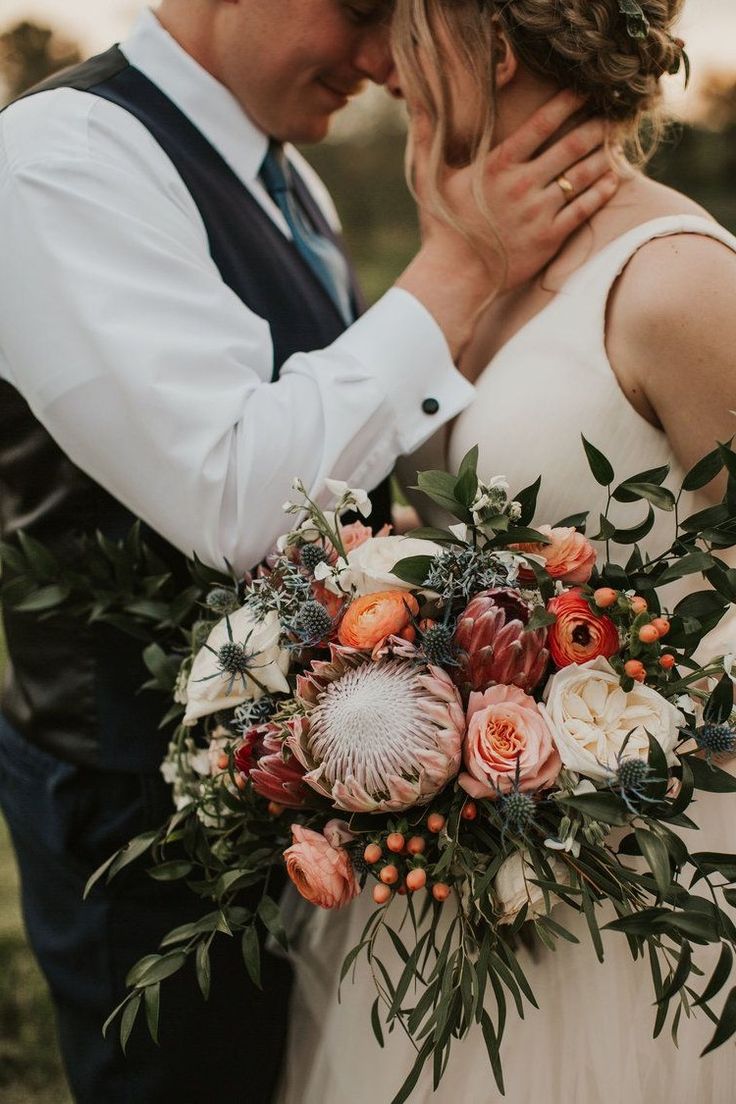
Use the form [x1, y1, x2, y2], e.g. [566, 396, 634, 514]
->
[276, 215, 736, 1104]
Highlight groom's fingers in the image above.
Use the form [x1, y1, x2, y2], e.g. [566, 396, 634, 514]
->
[497, 88, 588, 165]
[545, 147, 612, 211]
[554, 172, 620, 236]
[535, 118, 608, 184]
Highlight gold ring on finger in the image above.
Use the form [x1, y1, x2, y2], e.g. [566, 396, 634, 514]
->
[556, 174, 575, 202]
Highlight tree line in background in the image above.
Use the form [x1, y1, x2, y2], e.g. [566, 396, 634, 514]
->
[2, 20, 735, 304]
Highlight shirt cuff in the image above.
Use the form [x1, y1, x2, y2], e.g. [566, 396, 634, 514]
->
[330, 287, 476, 456]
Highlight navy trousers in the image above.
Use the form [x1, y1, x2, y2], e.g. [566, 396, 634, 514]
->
[0, 714, 292, 1104]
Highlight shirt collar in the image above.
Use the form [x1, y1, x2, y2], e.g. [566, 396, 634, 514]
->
[120, 7, 268, 187]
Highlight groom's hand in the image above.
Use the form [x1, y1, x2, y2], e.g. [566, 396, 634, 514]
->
[397, 90, 618, 358]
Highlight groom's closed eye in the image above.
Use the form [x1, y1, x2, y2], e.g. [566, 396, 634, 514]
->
[338, 0, 395, 25]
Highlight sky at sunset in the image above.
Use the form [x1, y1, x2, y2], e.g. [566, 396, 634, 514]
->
[1, 0, 734, 120]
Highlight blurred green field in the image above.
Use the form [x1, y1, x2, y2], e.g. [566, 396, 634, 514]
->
[0, 631, 72, 1103]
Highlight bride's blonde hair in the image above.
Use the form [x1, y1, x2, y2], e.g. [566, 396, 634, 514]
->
[392, 0, 686, 248]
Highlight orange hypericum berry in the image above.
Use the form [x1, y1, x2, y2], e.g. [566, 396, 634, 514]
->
[419, 619, 438, 632]
[638, 624, 659, 645]
[380, 864, 399, 885]
[461, 801, 478, 821]
[432, 883, 451, 902]
[624, 659, 646, 682]
[659, 654, 676, 670]
[387, 833, 405, 853]
[427, 813, 446, 833]
[399, 625, 417, 643]
[407, 836, 426, 855]
[267, 801, 285, 817]
[593, 587, 618, 609]
[364, 843, 382, 865]
[651, 617, 671, 638]
[630, 596, 648, 615]
[406, 869, 427, 892]
[217, 753, 229, 770]
[373, 884, 392, 905]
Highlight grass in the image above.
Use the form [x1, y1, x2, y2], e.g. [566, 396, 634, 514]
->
[0, 630, 72, 1104]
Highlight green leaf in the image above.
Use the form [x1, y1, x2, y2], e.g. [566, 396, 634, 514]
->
[686, 754, 736, 794]
[682, 446, 725, 492]
[196, 941, 211, 1001]
[106, 830, 160, 883]
[561, 791, 630, 826]
[613, 466, 670, 502]
[120, 992, 142, 1055]
[657, 551, 716, 587]
[148, 861, 193, 882]
[695, 943, 733, 1007]
[370, 997, 385, 1048]
[339, 941, 368, 986]
[241, 925, 262, 989]
[129, 951, 189, 988]
[480, 1010, 505, 1096]
[389, 1039, 433, 1104]
[17, 530, 59, 580]
[406, 527, 465, 546]
[582, 435, 615, 486]
[553, 511, 589, 531]
[691, 852, 736, 882]
[704, 673, 734, 725]
[415, 470, 468, 519]
[612, 506, 656, 546]
[13, 584, 71, 613]
[144, 982, 161, 1045]
[701, 986, 736, 1056]
[454, 446, 479, 507]
[674, 590, 729, 621]
[525, 606, 557, 632]
[635, 828, 671, 898]
[391, 555, 433, 587]
[257, 896, 288, 951]
[590, 514, 616, 542]
[514, 476, 542, 527]
[616, 482, 675, 512]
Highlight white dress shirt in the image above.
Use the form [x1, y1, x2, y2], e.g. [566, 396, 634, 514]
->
[0, 8, 473, 573]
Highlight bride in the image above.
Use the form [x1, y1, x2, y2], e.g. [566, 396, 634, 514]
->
[277, 1, 736, 1101]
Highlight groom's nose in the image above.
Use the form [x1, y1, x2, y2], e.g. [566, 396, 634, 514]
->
[352, 25, 394, 85]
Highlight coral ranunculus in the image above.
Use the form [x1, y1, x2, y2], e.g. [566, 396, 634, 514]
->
[459, 685, 561, 798]
[284, 824, 360, 909]
[338, 591, 419, 651]
[547, 588, 619, 669]
[516, 525, 597, 585]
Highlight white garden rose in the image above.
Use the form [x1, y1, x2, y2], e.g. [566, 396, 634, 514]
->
[338, 535, 444, 596]
[542, 656, 683, 782]
[183, 607, 289, 726]
[494, 851, 567, 925]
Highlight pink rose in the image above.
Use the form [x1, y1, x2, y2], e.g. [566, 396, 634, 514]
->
[459, 685, 561, 798]
[516, 525, 597, 585]
[340, 521, 391, 555]
[284, 825, 361, 910]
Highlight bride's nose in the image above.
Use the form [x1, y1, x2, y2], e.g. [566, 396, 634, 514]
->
[385, 63, 404, 99]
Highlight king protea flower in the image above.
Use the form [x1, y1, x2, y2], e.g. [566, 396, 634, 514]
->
[453, 589, 549, 697]
[287, 644, 465, 813]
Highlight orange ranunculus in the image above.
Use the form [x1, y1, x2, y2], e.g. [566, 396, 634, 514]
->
[338, 590, 419, 651]
[284, 825, 360, 910]
[516, 525, 597, 585]
[547, 588, 619, 668]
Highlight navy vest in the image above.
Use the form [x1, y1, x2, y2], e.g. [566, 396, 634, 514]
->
[0, 47, 391, 771]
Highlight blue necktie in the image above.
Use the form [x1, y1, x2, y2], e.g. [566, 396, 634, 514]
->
[259, 142, 353, 325]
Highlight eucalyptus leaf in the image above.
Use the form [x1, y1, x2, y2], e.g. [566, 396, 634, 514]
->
[701, 986, 736, 1056]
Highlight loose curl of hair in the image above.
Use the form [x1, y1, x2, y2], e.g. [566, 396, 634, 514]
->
[392, 0, 686, 260]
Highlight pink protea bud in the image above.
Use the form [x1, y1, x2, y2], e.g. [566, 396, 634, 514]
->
[246, 725, 309, 808]
[452, 589, 548, 697]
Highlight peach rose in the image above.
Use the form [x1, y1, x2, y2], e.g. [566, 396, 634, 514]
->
[284, 824, 360, 909]
[339, 521, 391, 555]
[547, 588, 619, 669]
[459, 684, 561, 798]
[516, 525, 597, 585]
[338, 590, 419, 651]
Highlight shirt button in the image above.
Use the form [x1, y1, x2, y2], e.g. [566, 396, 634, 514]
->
[422, 397, 440, 415]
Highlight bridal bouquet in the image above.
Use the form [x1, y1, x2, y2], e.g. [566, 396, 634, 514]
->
[79, 441, 736, 1098]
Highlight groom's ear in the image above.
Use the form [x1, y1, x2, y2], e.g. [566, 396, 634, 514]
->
[491, 25, 518, 90]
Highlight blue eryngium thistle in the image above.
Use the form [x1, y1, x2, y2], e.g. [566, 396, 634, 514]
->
[217, 640, 251, 676]
[232, 696, 278, 733]
[299, 543, 330, 573]
[696, 722, 736, 761]
[206, 587, 239, 616]
[420, 622, 456, 667]
[616, 757, 651, 793]
[500, 789, 536, 836]
[291, 600, 334, 645]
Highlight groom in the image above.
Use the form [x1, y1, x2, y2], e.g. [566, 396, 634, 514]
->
[0, 1, 615, 1101]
